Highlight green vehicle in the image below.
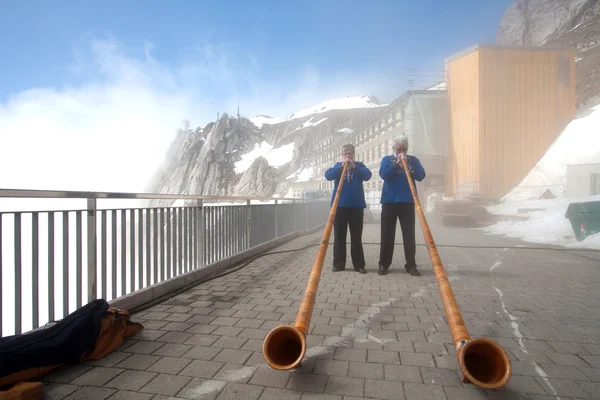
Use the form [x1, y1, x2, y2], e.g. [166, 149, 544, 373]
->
[565, 200, 600, 241]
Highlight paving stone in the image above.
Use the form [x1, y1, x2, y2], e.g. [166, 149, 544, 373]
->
[240, 338, 264, 352]
[177, 378, 228, 400]
[186, 324, 219, 334]
[286, 373, 328, 392]
[184, 333, 220, 346]
[248, 367, 292, 388]
[115, 354, 161, 370]
[313, 325, 342, 336]
[580, 381, 600, 398]
[367, 350, 400, 364]
[162, 322, 194, 332]
[257, 387, 302, 400]
[503, 376, 548, 395]
[236, 318, 265, 328]
[245, 352, 268, 366]
[213, 364, 257, 383]
[147, 356, 192, 374]
[42, 383, 78, 400]
[84, 352, 131, 368]
[212, 336, 248, 349]
[364, 379, 406, 400]
[323, 336, 353, 348]
[443, 387, 487, 400]
[137, 320, 168, 330]
[104, 370, 157, 391]
[579, 366, 600, 382]
[215, 382, 264, 400]
[433, 355, 456, 369]
[413, 342, 447, 355]
[138, 373, 192, 396]
[333, 348, 367, 362]
[187, 314, 217, 324]
[547, 340, 589, 354]
[180, 360, 225, 378]
[535, 362, 590, 380]
[71, 367, 125, 386]
[64, 386, 116, 400]
[106, 390, 155, 400]
[152, 342, 193, 357]
[183, 345, 222, 360]
[383, 341, 414, 352]
[544, 352, 590, 367]
[324, 376, 364, 397]
[213, 348, 253, 364]
[581, 354, 600, 367]
[400, 352, 435, 367]
[122, 340, 165, 354]
[155, 331, 193, 344]
[352, 339, 383, 350]
[299, 394, 342, 400]
[43, 365, 92, 384]
[403, 383, 447, 400]
[383, 364, 422, 383]
[533, 376, 593, 398]
[314, 360, 349, 377]
[420, 367, 462, 386]
[213, 326, 246, 337]
[211, 309, 238, 317]
[346, 362, 383, 380]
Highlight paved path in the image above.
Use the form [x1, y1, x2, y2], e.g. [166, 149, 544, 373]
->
[41, 217, 600, 400]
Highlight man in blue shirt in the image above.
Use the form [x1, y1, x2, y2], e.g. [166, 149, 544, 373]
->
[378, 135, 426, 276]
[325, 144, 372, 274]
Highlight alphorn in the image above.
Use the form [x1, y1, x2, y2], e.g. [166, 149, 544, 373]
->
[263, 160, 350, 370]
[399, 156, 512, 389]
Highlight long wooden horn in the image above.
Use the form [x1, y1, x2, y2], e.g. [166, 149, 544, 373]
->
[400, 156, 512, 389]
[262, 161, 350, 370]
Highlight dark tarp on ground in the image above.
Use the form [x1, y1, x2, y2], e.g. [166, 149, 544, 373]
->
[0, 299, 143, 399]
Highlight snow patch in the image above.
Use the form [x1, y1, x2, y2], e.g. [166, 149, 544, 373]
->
[295, 167, 316, 183]
[503, 103, 600, 202]
[248, 95, 384, 128]
[234, 141, 295, 174]
[337, 128, 354, 134]
[482, 195, 600, 250]
[290, 117, 328, 134]
[248, 115, 284, 129]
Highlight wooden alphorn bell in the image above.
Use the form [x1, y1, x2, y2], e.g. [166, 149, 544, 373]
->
[399, 155, 512, 389]
[262, 160, 350, 370]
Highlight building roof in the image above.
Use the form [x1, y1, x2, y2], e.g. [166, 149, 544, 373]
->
[446, 43, 574, 63]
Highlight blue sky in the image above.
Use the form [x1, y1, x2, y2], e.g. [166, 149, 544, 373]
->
[0, 0, 512, 192]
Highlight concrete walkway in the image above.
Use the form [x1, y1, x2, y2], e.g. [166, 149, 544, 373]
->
[41, 218, 600, 400]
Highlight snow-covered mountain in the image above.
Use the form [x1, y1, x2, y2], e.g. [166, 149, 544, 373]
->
[146, 95, 387, 203]
[497, 0, 600, 107]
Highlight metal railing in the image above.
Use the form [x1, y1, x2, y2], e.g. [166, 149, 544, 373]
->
[0, 189, 330, 337]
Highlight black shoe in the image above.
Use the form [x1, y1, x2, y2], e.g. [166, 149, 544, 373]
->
[405, 264, 421, 276]
[378, 265, 388, 275]
[354, 267, 367, 274]
[332, 267, 345, 272]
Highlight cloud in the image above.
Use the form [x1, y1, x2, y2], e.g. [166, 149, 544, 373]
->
[0, 36, 400, 198]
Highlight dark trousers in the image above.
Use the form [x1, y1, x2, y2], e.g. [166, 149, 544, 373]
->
[333, 207, 365, 270]
[379, 203, 416, 269]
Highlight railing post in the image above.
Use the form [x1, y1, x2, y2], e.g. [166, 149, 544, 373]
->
[274, 199, 278, 238]
[198, 199, 204, 267]
[305, 199, 309, 232]
[246, 199, 251, 249]
[292, 199, 296, 232]
[87, 198, 97, 302]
